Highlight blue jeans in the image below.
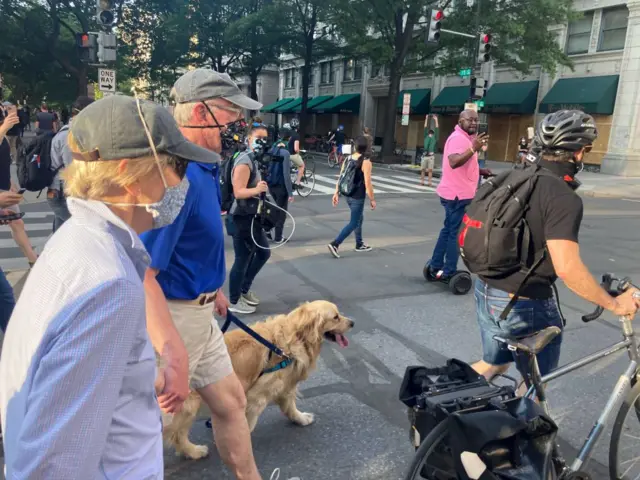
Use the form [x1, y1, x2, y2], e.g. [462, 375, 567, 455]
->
[0, 267, 16, 332]
[334, 197, 365, 247]
[430, 197, 470, 276]
[47, 193, 71, 233]
[228, 215, 271, 304]
[474, 279, 563, 376]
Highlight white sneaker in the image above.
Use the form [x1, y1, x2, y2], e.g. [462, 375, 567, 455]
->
[229, 297, 256, 314]
[270, 468, 301, 480]
[242, 291, 260, 306]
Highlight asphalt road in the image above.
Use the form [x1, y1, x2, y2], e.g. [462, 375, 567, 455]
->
[164, 162, 640, 479]
[4, 160, 640, 479]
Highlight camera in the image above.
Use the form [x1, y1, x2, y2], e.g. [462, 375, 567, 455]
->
[253, 138, 284, 176]
[221, 120, 248, 154]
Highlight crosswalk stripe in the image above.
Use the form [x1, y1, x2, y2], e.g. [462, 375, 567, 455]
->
[391, 174, 440, 185]
[368, 176, 420, 193]
[311, 173, 439, 195]
[0, 236, 49, 249]
[308, 182, 336, 195]
[0, 222, 52, 233]
[370, 175, 435, 193]
[15, 212, 52, 219]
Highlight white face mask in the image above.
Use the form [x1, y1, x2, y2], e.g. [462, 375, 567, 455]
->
[103, 96, 189, 230]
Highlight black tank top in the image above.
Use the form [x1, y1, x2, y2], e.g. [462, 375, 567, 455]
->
[351, 160, 366, 199]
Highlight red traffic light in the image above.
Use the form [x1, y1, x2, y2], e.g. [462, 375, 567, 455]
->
[434, 10, 444, 20]
[482, 33, 491, 44]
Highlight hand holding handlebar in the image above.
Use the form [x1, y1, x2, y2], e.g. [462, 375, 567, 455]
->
[582, 274, 640, 322]
[613, 288, 640, 317]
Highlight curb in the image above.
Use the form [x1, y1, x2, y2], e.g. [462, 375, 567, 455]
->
[582, 190, 640, 200]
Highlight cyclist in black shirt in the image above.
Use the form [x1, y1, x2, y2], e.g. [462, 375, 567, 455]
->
[472, 110, 640, 380]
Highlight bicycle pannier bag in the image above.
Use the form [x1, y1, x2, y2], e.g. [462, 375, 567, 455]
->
[447, 396, 558, 480]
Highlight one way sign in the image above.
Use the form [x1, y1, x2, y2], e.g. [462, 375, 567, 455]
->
[99, 68, 116, 93]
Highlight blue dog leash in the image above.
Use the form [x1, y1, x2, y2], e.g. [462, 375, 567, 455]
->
[206, 311, 293, 429]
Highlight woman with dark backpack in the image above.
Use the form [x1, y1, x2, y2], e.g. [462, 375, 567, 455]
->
[328, 135, 376, 258]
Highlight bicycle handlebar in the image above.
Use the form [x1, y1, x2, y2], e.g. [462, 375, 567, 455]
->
[581, 274, 638, 323]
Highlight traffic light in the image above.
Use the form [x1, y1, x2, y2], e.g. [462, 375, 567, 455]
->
[426, 9, 444, 43]
[97, 32, 117, 63]
[76, 32, 97, 63]
[96, 0, 115, 28]
[478, 33, 493, 63]
[470, 77, 486, 100]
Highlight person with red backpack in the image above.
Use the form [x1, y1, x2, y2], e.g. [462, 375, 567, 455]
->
[461, 110, 640, 380]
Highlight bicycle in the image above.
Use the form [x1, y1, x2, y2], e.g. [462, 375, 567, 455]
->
[290, 151, 315, 197]
[327, 142, 343, 168]
[405, 273, 640, 480]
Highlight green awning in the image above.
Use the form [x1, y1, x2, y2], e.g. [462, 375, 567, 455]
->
[293, 95, 333, 113]
[539, 75, 619, 115]
[396, 89, 432, 115]
[430, 86, 470, 114]
[312, 94, 361, 114]
[483, 81, 539, 114]
[274, 97, 302, 113]
[261, 98, 295, 113]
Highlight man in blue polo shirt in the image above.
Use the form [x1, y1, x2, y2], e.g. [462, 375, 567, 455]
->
[141, 70, 263, 479]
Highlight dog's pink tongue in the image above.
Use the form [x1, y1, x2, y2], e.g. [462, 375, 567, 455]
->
[335, 334, 349, 348]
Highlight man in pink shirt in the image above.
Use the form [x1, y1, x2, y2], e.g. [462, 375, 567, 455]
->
[426, 109, 491, 281]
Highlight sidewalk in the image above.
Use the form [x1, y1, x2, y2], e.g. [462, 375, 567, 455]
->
[379, 159, 640, 199]
[306, 151, 640, 200]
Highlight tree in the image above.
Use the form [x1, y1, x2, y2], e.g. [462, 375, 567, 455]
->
[276, 0, 344, 135]
[227, 0, 286, 105]
[118, 0, 192, 100]
[333, 0, 575, 157]
[0, 0, 128, 100]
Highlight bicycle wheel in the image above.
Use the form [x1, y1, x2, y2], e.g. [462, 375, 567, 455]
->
[404, 420, 456, 480]
[328, 151, 338, 168]
[609, 380, 640, 479]
[296, 169, 315, 197]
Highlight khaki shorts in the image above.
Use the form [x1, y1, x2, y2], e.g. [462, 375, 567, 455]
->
[421, 154, 435, 171]
[158, 296, 233, 391]
[290, 153, 304, 168]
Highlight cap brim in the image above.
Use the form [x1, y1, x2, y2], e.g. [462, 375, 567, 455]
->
[225, 93, 262, 111]
[169, 139, 222, 164]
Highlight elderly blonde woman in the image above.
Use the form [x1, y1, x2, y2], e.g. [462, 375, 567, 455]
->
[0, 95, 219, 478]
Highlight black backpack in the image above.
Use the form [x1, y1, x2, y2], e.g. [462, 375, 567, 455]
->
[219, 151, 241, 212]
[16, 131, 59, 192]
[458, 164, 554, 318]
[338, 156, 359, 197]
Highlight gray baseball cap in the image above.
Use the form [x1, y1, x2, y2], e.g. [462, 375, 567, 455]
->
[171, 69, 262, 110]
[70, 95, 220, 164]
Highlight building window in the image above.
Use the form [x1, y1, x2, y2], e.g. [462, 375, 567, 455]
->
[565, 11, 593, 55]
[599, 7, 628, 51]
[371, 63, 390, 78]
[320, 61, 333, 84]
[300, 67, 314, 86]
[284, 68, 296, 89]
[343, 59, 362, 81]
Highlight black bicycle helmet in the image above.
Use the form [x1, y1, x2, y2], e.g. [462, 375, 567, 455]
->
[535, 110, 597, 152]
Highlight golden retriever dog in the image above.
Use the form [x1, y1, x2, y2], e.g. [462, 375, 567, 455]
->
[162, 300, 354, 460]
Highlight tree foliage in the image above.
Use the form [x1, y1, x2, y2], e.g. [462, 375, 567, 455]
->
[332, 0, 575, 155]
[0, 0, 126, 105]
